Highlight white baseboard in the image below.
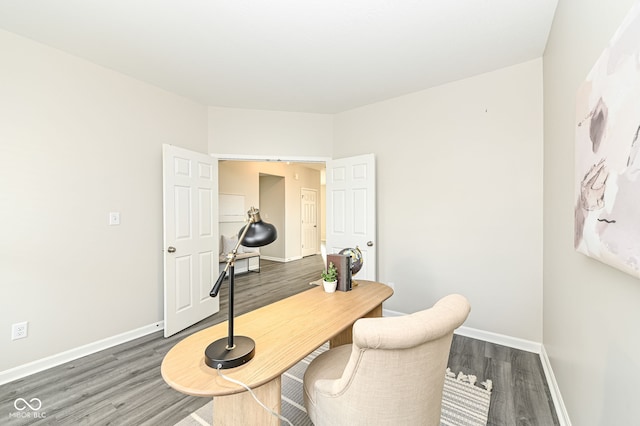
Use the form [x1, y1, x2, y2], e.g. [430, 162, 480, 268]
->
[0, 321, 164, 386]
[456, 326, 570, 424]
[540, 345, 572, 426]
[381, 308, 569, 424]
[454, 325, 542, 354]
[385, 310, 543, 353]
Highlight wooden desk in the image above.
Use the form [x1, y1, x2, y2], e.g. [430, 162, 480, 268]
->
[161, 280, 393, 425]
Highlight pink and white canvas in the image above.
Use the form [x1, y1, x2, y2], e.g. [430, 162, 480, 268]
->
[575, 1, 640, 278]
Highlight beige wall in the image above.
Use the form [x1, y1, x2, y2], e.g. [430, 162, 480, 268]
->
[208, 106, 333, 157]
[0, 30, 208, 371]
[218, 161, 322, 261]
[259, 175, 286, 259]
[334, 59, 544, 342]
[543, 0, 640, 423]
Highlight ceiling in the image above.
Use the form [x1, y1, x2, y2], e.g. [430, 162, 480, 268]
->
[0, 0, 557, 114]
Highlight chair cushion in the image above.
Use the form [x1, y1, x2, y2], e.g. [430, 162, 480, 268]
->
[303, 344, 352, 423]
[221, 234, 241, 255]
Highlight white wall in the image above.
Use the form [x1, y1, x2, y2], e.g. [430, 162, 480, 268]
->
[543, 0, 640, 423]
[0, 30, 208, 372]
[334, 59, 544, 342]
[208, 106, 333, 157]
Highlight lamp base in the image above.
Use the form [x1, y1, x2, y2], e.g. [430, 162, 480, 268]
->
[204, 336, 255, 369]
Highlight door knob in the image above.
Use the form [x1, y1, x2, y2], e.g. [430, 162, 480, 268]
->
[167, 246, 176, 253]
[367, 241, 374, 247]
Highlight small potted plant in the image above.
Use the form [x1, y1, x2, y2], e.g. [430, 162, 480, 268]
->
[321, 262, 338, 293]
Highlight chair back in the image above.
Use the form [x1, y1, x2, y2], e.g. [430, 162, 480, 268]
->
[312, 294, 471, 425]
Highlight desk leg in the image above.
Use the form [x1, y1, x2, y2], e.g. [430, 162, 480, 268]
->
[213, 376, 281, 426]
[330, 303, 383, 348]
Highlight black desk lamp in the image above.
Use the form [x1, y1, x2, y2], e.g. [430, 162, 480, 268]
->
[205, 207, 277, 369]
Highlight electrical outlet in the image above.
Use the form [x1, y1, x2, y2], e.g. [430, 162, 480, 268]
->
[109, 212, 120, 226]
[12, 322, 28, 340]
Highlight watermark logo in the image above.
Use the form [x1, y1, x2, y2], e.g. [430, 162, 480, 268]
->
[14, 398, 42, 411]
[9, 397, 46, 419]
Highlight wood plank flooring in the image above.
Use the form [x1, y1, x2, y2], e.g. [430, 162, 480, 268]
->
[0, 255, 558, 425]
[448, 334, 559, 425]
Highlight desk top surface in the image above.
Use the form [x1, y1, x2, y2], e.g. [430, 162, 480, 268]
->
[161, 280, 393, 397]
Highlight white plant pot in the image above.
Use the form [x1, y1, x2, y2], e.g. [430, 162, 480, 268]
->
[322, 280, 337, 293]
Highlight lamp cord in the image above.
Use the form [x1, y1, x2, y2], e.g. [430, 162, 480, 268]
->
[216, 366, 294, 426]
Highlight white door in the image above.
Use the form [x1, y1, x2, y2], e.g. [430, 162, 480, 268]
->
[301, 188, 318, 257]
[326, 154, 377, 281]
[162, 144, 219, 337]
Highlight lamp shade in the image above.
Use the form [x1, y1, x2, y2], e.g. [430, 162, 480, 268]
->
[240, 221, 277, 247]
[239, 208, 277, 247]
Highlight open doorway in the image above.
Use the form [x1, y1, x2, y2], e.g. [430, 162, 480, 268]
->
[218, 159, 326, 263]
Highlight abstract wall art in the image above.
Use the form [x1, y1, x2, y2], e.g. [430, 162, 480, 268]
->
[575, 1, 640, 278]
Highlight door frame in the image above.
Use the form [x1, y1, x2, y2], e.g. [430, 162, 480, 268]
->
[215, 153, 377, 280]
[215, 154, 331, 164]
[214, 153, 331, 260]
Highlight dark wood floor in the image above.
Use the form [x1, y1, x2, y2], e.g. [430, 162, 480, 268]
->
[0, 255, 558, 425]
[448, 335, 559, 426]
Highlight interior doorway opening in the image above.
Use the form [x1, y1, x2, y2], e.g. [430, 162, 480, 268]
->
[217, 157, 327, 263]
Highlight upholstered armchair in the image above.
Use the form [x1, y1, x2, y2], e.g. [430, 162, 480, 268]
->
[303, 294, 471, 426]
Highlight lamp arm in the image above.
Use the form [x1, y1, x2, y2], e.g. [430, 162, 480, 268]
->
[209, 216, 256, 297]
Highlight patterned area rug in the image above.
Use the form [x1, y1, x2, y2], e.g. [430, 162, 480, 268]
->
[175, 345, 491, 426]
[441, 368, 492, 426]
